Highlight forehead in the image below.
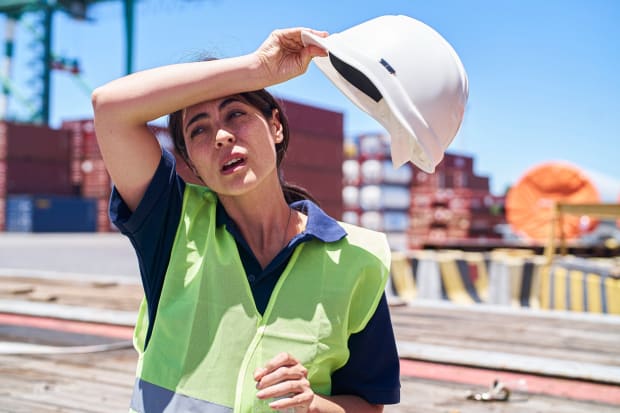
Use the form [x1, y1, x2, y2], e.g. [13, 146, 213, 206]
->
[183, 95, 250, 122]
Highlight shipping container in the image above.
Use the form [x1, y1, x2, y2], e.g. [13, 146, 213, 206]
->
[343, 140, 358, 160]
[281, 99, 343, 139]
[385, 232, 408, 251]
[5, 159, 73, 195]
[342, 159, 360, 186]
[0, 121, 71, 162]
[281, 168, 342, 218]
[357, 133, 390, 160]
[381, 160, 412, 185]
[360, 211, 383, 231]
[96, 197, 111, 232]
[284, 131, 343, 170]
[61, 119, 100, 160]
[0, 160, 6, 196]
[437, 153, 474, 173]
[360, 159, 382, 185]
[383, 211, 410, 232]
[468, 175, 490, 191]
[80, 159, 112, 198]
[359, 185, 410, 211]
[342, 186, 359, 209]
[342, 210, 359, 226]
[359, 159, 413, 186]
[5, 195, 97, 232]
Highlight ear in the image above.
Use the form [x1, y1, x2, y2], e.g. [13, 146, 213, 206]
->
[271, 108, 284, 143]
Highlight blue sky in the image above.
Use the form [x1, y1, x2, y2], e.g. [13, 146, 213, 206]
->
[1, 0, 619, 198]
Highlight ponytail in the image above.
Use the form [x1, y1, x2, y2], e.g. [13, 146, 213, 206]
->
[282, 181, 318, 205]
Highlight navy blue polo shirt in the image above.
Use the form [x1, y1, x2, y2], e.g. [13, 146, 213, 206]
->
[110, 149, 400, 405]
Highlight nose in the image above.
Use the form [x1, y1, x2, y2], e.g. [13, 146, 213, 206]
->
[214, 128, 235, 148]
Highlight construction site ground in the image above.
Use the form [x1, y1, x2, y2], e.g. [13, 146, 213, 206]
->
[1, 233, 619, 413]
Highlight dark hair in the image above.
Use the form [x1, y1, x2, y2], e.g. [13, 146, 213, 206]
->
[168, 88, 317, 205]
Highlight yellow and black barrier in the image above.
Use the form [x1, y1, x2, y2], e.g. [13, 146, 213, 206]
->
[388, 250, 619, 315]
[540, 256, 620, 315]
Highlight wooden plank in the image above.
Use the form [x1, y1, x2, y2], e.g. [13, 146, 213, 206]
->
[389, 302, 620, 382]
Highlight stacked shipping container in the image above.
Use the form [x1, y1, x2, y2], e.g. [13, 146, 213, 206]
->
[279, 99, 344, 218]
[343, 133, 505, 250]
[1, 98, 344, 232]
[61, 119, 113, 232]
[0, 121, 92, 231]
[342, 133, 413, 250]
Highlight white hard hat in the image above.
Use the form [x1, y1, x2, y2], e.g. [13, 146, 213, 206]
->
[302, 15, 469, 173]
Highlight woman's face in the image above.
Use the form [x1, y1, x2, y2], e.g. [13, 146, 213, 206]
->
[182, 95, 282, 196]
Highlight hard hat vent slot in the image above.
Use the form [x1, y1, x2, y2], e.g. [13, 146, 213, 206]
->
[328, 53, 383, 103]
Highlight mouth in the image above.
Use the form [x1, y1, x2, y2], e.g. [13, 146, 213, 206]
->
[221, 156, 246, 173]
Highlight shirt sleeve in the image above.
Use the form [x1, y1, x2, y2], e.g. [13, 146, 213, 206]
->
[330, 293, 401, 405]
[109, 148, 185, 345]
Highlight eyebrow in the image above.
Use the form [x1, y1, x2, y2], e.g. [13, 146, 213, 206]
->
[184, 97, 242, 133]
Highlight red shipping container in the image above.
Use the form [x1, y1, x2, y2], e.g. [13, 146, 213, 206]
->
[285, 131, 343, 170]
[81, 159, 112, 198]
[61, 119, 89, 161]
[410, 169, 441, 188]
[357, 133, 391, 161]
[61, 119, 102, 160]
[5, 159, 73, 195]
[96, 197, 111, 232]
[443, 169, 471, 188]
[409, 208, 434, 230]
[436, 153, 474, 173]
[283, 167, 342, 218]
[281, 99, 343, 139]
[469, 175, 490, 191]
[70, 159, 82, 187]
[0, 124, 5, 159]
[0, 121, 71, 162]
[0, 160, 6, 196]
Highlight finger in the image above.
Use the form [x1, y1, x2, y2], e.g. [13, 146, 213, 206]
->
[254, 352, 299, 381]
[255, 376, 311, 400]
[303, 28, 329, 39]
[256, 364, 308, 390]
[268, 390, 314, 411]
[305, 44, 328, 59]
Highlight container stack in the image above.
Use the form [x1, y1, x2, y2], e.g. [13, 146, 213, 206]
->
[409, 152, 505, 248]
[342, 133, 413, 251]
[1, 98, 345, 233]
[279, 99, 344, 219]
[344, 132, 505, 250]
[61, 119, 112, 232]
[0, 121, 100, 232]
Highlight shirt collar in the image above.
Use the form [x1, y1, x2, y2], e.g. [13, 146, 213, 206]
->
[216, 199, 346, 243]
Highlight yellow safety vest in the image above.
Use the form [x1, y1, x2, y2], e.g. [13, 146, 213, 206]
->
[129, 184, 390, 412]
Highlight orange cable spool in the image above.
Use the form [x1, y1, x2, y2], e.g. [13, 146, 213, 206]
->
[506, 162, 600, 241]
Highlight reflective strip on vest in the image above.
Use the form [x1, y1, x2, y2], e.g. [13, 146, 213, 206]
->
[130, 378, 232, 413]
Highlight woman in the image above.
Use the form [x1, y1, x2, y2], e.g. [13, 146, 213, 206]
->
[92, 27, 400, 412]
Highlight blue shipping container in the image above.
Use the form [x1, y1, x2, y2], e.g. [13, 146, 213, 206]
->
[5, 195, 97, 232]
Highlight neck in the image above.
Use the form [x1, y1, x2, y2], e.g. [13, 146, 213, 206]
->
[218, 189, 305, 269]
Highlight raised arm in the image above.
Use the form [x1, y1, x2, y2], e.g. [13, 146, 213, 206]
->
[91, 28, 327, 211]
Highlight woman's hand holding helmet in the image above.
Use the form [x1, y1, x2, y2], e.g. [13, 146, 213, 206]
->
[254, 27, 328, 86]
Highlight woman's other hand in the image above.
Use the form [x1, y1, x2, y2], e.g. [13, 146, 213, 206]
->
[254, 352, 314, 412]
[255, 28, 328, 85]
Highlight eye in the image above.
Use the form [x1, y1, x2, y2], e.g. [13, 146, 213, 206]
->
[226, 110, 245, 121]
[189, 126, 206, 139]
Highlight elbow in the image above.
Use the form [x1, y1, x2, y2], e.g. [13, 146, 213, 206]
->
[91, 85, 126, 126]
[91, 86, 108, 115]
